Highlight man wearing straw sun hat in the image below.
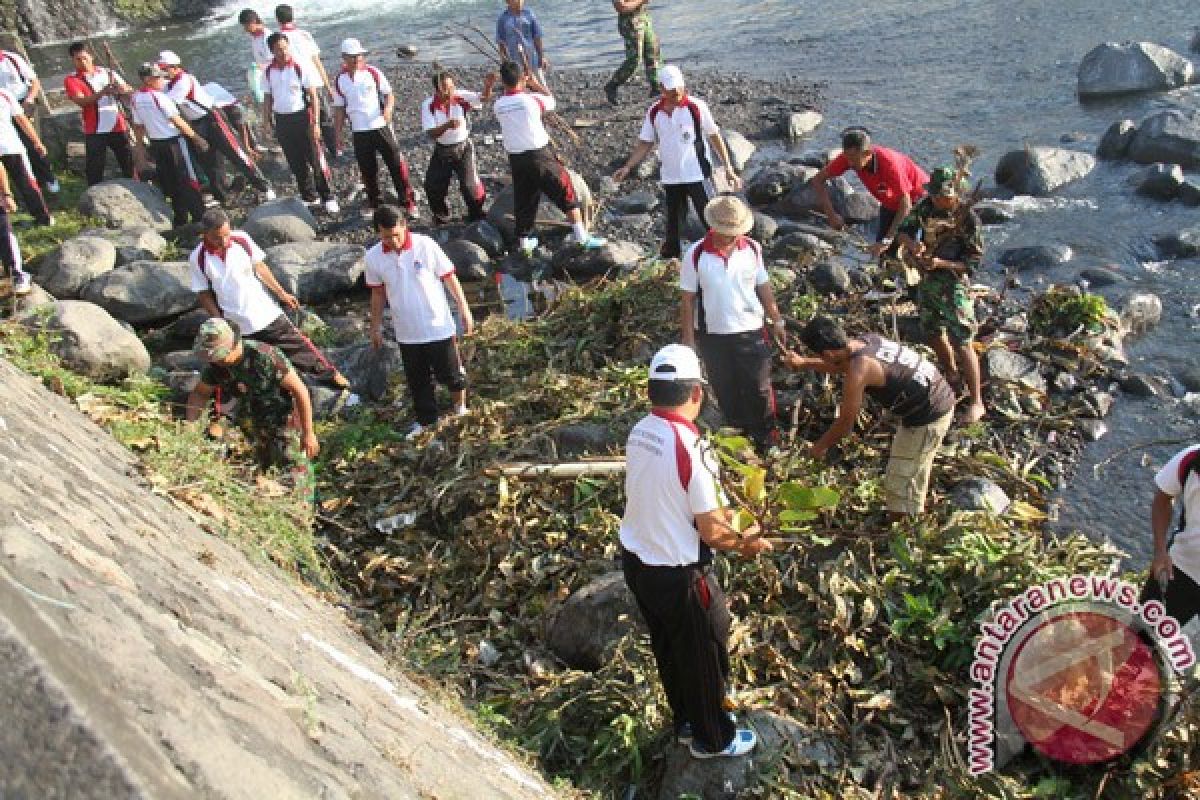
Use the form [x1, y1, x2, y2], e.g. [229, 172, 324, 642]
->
[679, 195, 785, 451]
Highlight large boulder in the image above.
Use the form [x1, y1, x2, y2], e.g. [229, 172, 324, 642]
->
[723, 131, 756, 172]
[1127, 109, 1200, 168]
[1131, 163, 1185, 200]
[79, 179, 173, 232]
[487, 169, 592, 239]
[744, 162, 812, 206]
[243, 197, 318, 246]
[951, 478, 1012, 514]
[781, 110, 823, 139]
[546, 572, 640, 671]
[994, 147, 1095, 195]
[81, 226, 169, 266]
[1096, 119, 1137, 160]
[27, 300, 151, 381]
[327, 341, 406, 401]
[1153, 228, 1200, 259]
[997, 244, 1073, 271]
[80, 261, 196, 325]
[808, 260, 851, 295]
[441, 239, 492, 282]
[461, 220, 506, 258]
[1077, 42, 1194, 98]
[36, 236, 117, 298]
[264, 242, 366, 303]
[775, 171, 877, 222]
[551, 241, 643, 282]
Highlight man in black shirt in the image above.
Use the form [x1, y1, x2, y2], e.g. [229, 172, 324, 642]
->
[786, 315, 954, 515]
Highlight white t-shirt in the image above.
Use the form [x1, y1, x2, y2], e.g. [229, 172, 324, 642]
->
[493, 90, 554, 154]
[638, 95, 719, 186]
[130, 88, 181, 140]
[331, 66, 391, 132]
[680, 235, 768, 335]
[619, 411, 724, 566]
[188, 232, 280, 335]
[248, 29, 274, 68]
[1159, 445, 1200, 583]
[164, 72, 214, 121]
[264, 59, 318, 114]
[421, 90, 481, 146]
[0, 50, 36, 102]
[0, 88, 28, 156]
[364, 232, 458, 344]
[277, 25, 324, 87]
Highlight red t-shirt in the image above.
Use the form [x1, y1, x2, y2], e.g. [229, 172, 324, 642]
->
[826, 145, 928, 211]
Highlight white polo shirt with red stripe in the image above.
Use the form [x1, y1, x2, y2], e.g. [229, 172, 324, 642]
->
[248, 29, 274, 68]
[680, 234, 768, 335]
[0, 88, 28, 155]
[64, 67, 128, 135]
[638, 95, 719, 185]
[364, 231, 458, 344]
[278, 24, 324, 87]
[264, 59, 318, 114]
[619, 409, 724, 567]
[188, 232, 280, 335]
[0, 50, 36, 102]
[131, 88, 182, 141]
[421, 90, 481, 146]
[1158, 445, 1200, 584]
[493, 89, 554, 154]
[164, 71, 214, 121]
[331, 65, 391, 132]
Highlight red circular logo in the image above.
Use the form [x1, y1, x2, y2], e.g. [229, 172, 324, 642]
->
[1005, 610, 1164, 765]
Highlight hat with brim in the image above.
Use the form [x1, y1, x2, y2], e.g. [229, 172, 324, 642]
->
[649, 343, 707, 384]
[138, 63, 168, 79]
[703, 195, 754, 237]
[658, 65, 684, 91]
[194, 318, 239, 362]
[157, 50, 182, 67]
[340, 37, 368, 56]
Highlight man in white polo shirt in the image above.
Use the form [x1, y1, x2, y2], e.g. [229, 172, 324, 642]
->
[190, 208, 352, 390]
[680, 195, 785, 450]
[331, 38, 415, 217]
[0, 46, 59, 194]
[0, 86, 52, 226]
[421, 69, 493, 226]
[613, 65, 741, 259]
[492, 60, 604, 255]
[1143, 443, 1200, 644]
[366, 204, 475, 438]
[620, 343, 770, 760]
[263, 33, 337, 213]
[130, 63, 208, 228]
[274, 3, 337, 157]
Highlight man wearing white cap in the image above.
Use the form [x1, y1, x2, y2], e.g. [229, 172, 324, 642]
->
[619, 343, 770, 760]
[159, 50, 275, 205]
[331, 38, 416, 217]
[680, 195, 785, 449]
[613, 65, 741, 260]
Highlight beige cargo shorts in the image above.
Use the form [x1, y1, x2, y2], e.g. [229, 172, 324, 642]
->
[883, 411, 952, 514]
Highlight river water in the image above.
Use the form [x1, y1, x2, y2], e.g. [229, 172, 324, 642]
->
[28, 0, 1200, 563]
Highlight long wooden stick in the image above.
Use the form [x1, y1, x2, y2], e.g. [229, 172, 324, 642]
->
[491, 460, 626, 478]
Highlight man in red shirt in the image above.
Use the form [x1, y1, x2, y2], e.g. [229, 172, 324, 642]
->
[63, 42, 136, 185]
[810, 127, 928, 258]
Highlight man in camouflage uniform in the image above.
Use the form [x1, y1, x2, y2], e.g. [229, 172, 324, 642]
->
[604, 0, 661, 106]
[896, 166, 987, 424]
[185, 318, 320, 488]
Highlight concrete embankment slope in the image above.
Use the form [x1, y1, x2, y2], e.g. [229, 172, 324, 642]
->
[0, 358, 554, 800]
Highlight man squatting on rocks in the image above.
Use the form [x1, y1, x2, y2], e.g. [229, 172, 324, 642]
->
[63, 42, 136, 186]
[603, 0, 661, 105]
[1143, 443, 1200, 640]
[680, 195, 785, 450]
[785, 315, 955, 516]
[189, 208, 352, 391]
[0, 45, 60, 194]
[331, 38, 417, 217]
[0, 84, 53, 226]
[620, 343, 772, 759]
[130, 63, 209, 228]
[263, 32, 338, 213]
[421, 70, 492, 226]
[158, 50, 275, 206]
[366, 204, 474, 439]
[613, 65, 742, 260]
[491, 60, 605, 255]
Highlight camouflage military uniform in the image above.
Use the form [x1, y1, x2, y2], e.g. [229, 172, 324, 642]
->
[899, 197, 984, 345]
[609, 4, 661, 90]
[201, 339, 306, 472]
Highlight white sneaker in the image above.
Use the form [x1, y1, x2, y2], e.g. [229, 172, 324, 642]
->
[46, 179, 60, 194]
[263, 188, 277, 201]
[578, 234, 608, 250]
[455, 405, 468, 417]
[12, 273, 32, 296]
[324, 198, 341, 214]
[404, 422, 424, 440]
[344, 392, 362, 408]
[519, 236, 538, 257]
[689, 728, 757, 759]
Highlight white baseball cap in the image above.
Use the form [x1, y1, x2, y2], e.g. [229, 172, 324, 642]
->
[340, 38, 368, 56]
[157, 50, 182, 67]
[658, 65, 685, 91]
[649, 344, 706, 383]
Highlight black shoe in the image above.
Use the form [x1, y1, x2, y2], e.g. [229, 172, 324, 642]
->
[604, 82, 619, 106]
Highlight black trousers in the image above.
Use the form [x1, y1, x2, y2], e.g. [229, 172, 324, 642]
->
[0, 206, 20, 278]
[425, 139, 486, 224]
[193, 108, 269, 201]
[509, 146, 578, 239]
[274, 109, 331, 202]
[621, 549, 735, 752]
[245, 313, 339, 386]
[149, 136, 205, 226]
[0, 152, 49, 224]
[318, 101, 336, 159]
[1141, 566, 1200, 633]
[662, 180, 711, 258]
[352, 126, 413, 209]
[696, 329, 777, 445]
[399, 337, 466, 425]
[84, 131, 134, 186]
[14, 123, 56, 187]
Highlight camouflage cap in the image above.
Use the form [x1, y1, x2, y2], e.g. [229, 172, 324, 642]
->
[193, 318, 238, 362]
[926, 166, 962, 197]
